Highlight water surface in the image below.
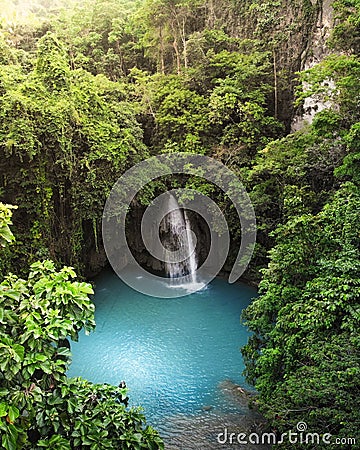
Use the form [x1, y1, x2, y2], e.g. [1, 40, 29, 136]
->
[68, 269, 258, 447]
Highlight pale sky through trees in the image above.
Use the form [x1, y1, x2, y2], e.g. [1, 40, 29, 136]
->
[0, 0, 80, 25]
[0, 0, 141, 29]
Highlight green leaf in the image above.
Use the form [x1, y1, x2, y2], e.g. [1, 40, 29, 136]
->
[0, 403, 8, 417]
[7, 406, 19, 423]
[12, 345, 24, 362]
[2, 424, 18, 450]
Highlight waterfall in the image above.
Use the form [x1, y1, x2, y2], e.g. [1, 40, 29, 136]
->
[184, 209, 197, 278]
[161, 194, 197, 282]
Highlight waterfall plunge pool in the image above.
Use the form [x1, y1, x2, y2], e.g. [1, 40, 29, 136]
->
[67, 268, 258, 448]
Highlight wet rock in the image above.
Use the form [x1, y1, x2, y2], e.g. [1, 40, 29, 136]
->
[218, 379, 255, 410]
[202, 405, 213, 412]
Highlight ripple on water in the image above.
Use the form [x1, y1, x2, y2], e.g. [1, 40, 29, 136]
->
[68, 268, 261, 446]
[161, 409, 270, 450]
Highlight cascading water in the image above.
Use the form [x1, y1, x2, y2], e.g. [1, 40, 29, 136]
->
[161, 194, 197, 283]
[183, 209, 197, 278]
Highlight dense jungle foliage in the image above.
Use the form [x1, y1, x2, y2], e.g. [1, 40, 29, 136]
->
[0, 0, 359, 448]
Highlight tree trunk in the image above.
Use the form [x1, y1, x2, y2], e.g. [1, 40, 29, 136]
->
[273, 50, 278, 119]
[181, 18, 188, 69]
[159, 26, 165, 74]
[173, 37, 181, 74]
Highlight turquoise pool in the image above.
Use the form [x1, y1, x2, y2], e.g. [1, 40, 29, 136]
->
[68, 268, 257, 446]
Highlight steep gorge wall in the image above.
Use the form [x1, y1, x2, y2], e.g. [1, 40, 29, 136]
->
[293, 0, 335, 129]
[86, 1, 338, 278]
[211, 0, 334, 128]
[197, 0, 324, 127]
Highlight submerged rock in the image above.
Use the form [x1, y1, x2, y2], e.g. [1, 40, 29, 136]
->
[202, 405, 213, 412]
[162, 381, 270, 449]
[218, 379, 256, 409]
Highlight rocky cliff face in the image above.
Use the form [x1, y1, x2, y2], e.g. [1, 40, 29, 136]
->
[238, 0, 339, 130]
[292, 0, 336, 130]
[303, 0, 334, 69]
[126, 207, 211, 276]
[217, 0, 336, 130]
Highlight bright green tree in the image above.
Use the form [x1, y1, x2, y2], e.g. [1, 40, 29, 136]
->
[0, 204, 164, 449]
[242, 183, 360, 447]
